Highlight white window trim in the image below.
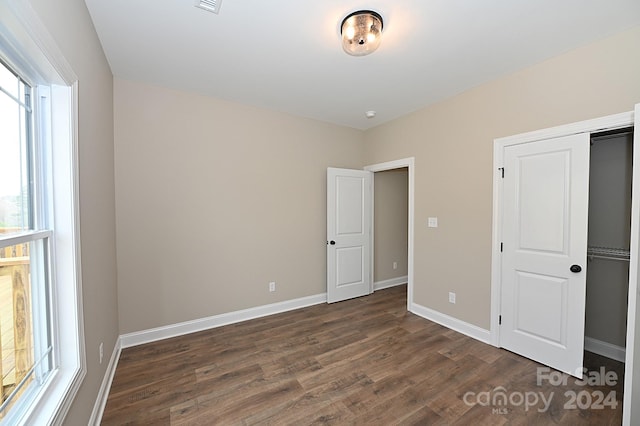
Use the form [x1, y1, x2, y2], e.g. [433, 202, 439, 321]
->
[0, 0, 85, 424]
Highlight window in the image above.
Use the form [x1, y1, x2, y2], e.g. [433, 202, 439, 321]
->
[0, 59, 53, 422]
[0, 2, 85, 424]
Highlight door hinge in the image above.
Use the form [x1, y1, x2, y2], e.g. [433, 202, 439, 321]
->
[499, 315, 502, 325]
[498, 167, 504, 178]
[500, 242, 503, 252]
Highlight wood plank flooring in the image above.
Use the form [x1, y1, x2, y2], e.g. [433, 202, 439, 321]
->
[102, 285, 624, 425]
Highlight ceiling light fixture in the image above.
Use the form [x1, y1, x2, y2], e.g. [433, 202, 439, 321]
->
[340, 10, 383, 56]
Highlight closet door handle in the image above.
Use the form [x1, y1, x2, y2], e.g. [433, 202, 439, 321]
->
[570, 264, 582, 273]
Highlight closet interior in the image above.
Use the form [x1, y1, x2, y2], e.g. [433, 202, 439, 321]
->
[585, 126, 634, 362]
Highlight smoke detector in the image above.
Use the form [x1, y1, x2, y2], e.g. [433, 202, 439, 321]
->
[195, 0, 222, 14]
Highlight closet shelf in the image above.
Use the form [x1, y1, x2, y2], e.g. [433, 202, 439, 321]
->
[587, 246, 630, 262]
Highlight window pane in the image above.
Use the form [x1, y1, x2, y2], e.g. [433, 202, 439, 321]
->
[0, 62, 19, 99]
[0, 62, 31, 234]
[0, 239, 51, 420]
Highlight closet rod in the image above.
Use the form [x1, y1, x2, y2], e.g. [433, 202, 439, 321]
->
[588, 254, 630, 262]
[587, 246, 630, 262]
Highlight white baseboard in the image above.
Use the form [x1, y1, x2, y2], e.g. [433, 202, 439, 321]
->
[88, 337, 122, 426]
[119, 293, 327, 348]
[585, 336, 626, 363]
[90, 292, 625, 426]
[410, 302, 491, 344]
[374, 276, 408, 291]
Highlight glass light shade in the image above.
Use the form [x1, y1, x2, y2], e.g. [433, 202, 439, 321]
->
[340, 10, 383, 56]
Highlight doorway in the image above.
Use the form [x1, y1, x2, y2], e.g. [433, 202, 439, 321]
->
[585, 128, 633, 362]
[326, 158, 415, 309]
[365, 158, 415, 311]
[372, 167, 409, 292]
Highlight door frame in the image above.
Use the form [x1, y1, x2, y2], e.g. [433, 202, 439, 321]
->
[365, 157, 415, 311]
[490, 109, 638, 424]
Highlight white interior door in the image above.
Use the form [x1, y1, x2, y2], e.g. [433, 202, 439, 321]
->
[327, 167, 372, 303]
[500, 133, 590, 377]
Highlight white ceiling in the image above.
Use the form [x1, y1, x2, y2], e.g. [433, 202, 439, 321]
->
[84, 0, 640, 130]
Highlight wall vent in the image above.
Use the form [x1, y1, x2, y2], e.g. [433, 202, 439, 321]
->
[195, 0, 222, 14]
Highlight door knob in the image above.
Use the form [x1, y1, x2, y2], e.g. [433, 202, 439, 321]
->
[329, 240, 336, 245]
[570, 264, 582, 273]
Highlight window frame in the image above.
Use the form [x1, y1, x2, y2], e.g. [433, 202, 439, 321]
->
[0, 1, 85, 424]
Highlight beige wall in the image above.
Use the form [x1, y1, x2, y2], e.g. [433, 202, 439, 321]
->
[374, 168, 408, 282]
[114, 79, 365, 333]
[364, 26, 640, 329]
[27, 0, 119, 424]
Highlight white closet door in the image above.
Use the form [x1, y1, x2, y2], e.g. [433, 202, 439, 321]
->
[500, 133, 590, 377]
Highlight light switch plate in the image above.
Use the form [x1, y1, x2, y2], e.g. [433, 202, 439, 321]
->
[428, 217, 438, 228]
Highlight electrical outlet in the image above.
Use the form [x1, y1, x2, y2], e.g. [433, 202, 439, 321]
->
[428, 217, 438, 228]
[269, 281, 276, 292]
[449, 292, 456, 304]
[393, 261, 397, 270]
[99, 342, 104, 364]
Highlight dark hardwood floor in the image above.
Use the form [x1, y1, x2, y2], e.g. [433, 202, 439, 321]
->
[102, 285, 624, 425]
